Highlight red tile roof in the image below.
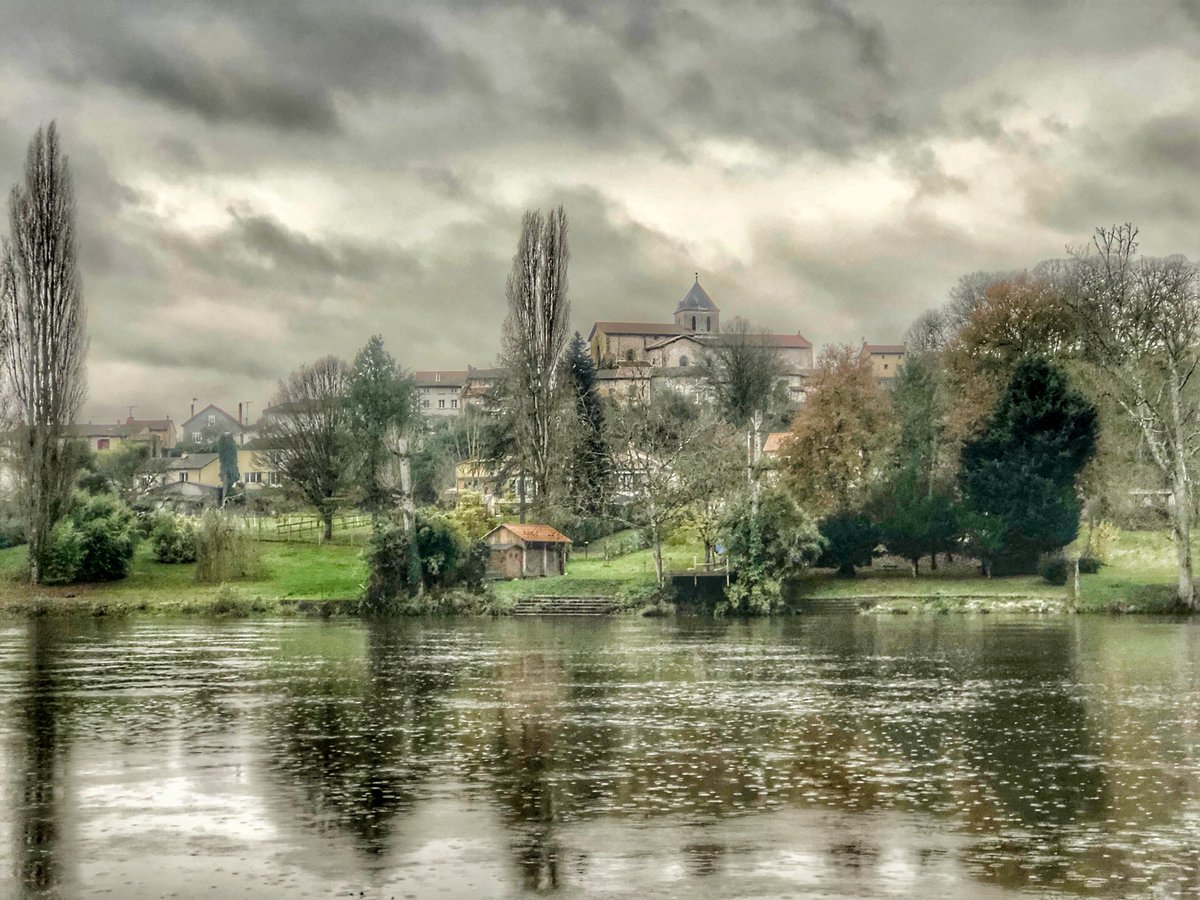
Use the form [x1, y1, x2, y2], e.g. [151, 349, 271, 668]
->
[588, 322, 689, 341]
[755, 333, 812, 349]
[494, 523, 572, 544]
[762, 432, 791, 455]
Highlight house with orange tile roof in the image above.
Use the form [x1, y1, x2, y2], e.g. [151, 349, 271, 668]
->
[483, 523, 572, 579]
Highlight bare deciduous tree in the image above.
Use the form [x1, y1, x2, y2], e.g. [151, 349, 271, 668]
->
[607, 393, 717, 586]
[1068, 224, 1200, 609]
[263, 356, 353, 541]
[0, 123, 88, 583]
[500, 206, 570, 509]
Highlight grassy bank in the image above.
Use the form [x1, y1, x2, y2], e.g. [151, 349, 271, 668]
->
[0, 541, 368, 617]
[0, 525, 1192, 617]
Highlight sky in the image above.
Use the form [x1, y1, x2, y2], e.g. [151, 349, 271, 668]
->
[1, 0, 1198, 424]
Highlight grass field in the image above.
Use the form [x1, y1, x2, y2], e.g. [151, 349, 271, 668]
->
[0, 539, 368, 616]
[0, 523, 1192, 616]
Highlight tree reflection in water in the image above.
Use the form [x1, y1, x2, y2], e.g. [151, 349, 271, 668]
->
[263, 622, 456, 858]
[13, 619, 70, 894]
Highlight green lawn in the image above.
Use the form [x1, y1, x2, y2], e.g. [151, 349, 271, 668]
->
[0, 539, 368, 616]
[0, 523, 1191, 617]
[493, 526, 1195, 614]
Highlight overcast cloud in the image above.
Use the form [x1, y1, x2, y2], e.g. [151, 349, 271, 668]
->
[1, 0, 1198, 422]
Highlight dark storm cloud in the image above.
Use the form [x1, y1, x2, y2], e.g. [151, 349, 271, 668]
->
[1, 0, 1198, 418]
[104, 44, 341, 134]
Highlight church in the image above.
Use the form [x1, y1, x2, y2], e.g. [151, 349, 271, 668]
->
[586, 276, 815, 402]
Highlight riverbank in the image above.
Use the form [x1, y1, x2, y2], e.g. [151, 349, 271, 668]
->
[0, 527, 1192, 617]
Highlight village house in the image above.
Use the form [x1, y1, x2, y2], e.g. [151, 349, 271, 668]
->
[69, 417, 177, 455]
[859, 342, 907, 380]
[415, 370, 467, 417]
[453, 459, 535, 512]
[68, 422, 124, 452]
[179, 402, 252, 448]
[483, 523, 571, 579]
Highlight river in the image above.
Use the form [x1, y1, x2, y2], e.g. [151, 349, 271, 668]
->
[1, 614, 1198, 898]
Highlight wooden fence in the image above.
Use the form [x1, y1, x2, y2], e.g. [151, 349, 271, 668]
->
[235, 512, 372, 543]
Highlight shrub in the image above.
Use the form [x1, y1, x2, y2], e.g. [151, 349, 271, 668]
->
[42, 494, 139, 584]
[1039, 552, 1070, 585]
[43, 521, 85, 585]
[0, 507, 26, 549]
[1078, 555, 1102, 574]
[194, 511, 265, 584]
[150, 513, 198, 564]
[1086, 520, 1120, 564]
[209, 584, 252, 616]
[361, 511, 489, 614]
[817, 510, 880, 576]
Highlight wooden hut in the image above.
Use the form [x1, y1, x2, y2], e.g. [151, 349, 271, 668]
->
[483, 523, 572, 579]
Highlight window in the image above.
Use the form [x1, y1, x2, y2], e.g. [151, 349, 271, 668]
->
[97, 438, 110, 450]
[706, 315, 711, 331]
[245, 472, 262, 484]
[439, 399, 446, 409]
[422, 400, 429, 409]
[451, 399, 458, 409]
[207, 414, 215, 426]
[434, 372, 441, 382]
[179, 472, 189, 482]
[679, 355, 688, 367]
[192, 432, 202, 442]
[625, 349, 635, 362]
[883, 364, 889, 370]
[691, 315, 697, 330]
[269, 472, 280, 485]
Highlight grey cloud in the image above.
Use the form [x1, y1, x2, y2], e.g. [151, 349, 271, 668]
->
[1, 0, 1198, 419]
[107, 44, 341, 134]
[1133, 114, 1200, 172]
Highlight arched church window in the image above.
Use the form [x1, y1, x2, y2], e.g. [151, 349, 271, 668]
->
[691, 315, 697, 330]
[680, 355, 688, 367]
[706, 315, 711, 331]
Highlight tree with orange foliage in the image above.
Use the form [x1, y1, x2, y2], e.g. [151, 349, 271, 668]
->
[780, 345, 894, 515]
[940, 273, 1078, 441]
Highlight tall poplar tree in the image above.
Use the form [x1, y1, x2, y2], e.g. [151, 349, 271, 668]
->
[500, 206, 570, 507]
[0, 123, 88, 583]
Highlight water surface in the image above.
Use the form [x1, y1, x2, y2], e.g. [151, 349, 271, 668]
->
[2, 614, 1199, 897]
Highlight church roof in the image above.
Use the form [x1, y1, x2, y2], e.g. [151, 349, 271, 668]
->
[674, 279, 719, 314]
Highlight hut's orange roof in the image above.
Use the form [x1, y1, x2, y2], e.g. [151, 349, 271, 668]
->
[495, 523, 572, 544]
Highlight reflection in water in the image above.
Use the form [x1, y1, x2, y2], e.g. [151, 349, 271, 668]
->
[0, 615, 1199, 897]
[13, 618, 69, 893]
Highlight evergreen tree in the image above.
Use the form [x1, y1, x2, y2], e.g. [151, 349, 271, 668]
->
[563, 332, 609, 514]
[216, 434, 240, 505]
[348, 336, 414, 515]
[960, 357, 1097, 574]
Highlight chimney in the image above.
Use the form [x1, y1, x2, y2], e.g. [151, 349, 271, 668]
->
[238, 402, 243, 425]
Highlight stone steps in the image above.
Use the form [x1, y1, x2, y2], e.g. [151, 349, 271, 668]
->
[512, 596, 618, 617]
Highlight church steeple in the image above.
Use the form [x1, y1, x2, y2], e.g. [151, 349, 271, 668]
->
[674, 276, 720, 333]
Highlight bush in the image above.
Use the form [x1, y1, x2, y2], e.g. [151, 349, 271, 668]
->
[42, 495, 139, 584]
[0, 510, 26, 549]
[361, 511, 489, 614]
[1078, 555, 1102, 574]
[194, 511, 265, 584]
[150, 513, 198, 564]
[1039, 552, 1070, 585]
[1086, 520, 1120, 564]
[817, 510, 880, 576]
[43, 521, 85, 585]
